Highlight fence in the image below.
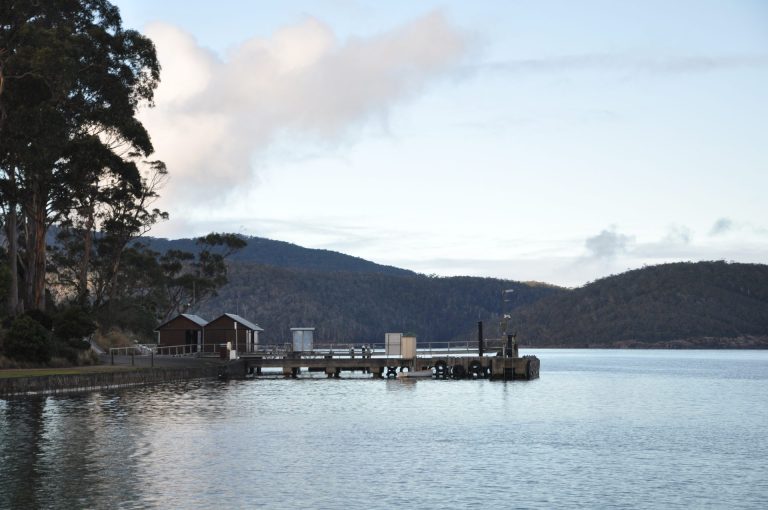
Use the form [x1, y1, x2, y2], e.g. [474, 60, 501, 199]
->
[108, 338, 510, 361]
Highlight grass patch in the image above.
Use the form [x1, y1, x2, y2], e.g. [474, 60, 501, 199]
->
[0, 365, 139, 379]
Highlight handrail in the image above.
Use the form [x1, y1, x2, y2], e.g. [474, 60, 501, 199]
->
[110, 339, 510, 359]
[243, 339, 507, 359]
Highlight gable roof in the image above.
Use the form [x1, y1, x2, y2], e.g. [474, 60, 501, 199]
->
[209, 313, 264, 331]
[181, 314, 208, 327]
[155, 313, 208, 331]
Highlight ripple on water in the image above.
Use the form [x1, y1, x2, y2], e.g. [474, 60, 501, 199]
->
[1, 350, 768, 509]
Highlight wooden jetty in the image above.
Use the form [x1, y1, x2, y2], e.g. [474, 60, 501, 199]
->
[232, 352, 539, 381]
[218, 337, 540, 381]
[114, 322, 541, 382]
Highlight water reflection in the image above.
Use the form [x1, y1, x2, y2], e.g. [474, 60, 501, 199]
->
[1, 350, 767, 509]
[385, 378, 418, 391]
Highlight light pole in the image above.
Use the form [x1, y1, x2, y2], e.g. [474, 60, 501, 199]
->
[501, 289, 514, 356]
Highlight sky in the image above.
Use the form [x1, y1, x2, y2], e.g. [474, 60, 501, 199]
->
[115, 0, 768, 287]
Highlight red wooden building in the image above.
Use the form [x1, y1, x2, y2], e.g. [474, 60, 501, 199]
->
[155, 314, 208, 350]
[204, 313, 264, 353]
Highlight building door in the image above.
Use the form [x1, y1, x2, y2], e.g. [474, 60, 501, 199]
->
[185, 330, 197, 352]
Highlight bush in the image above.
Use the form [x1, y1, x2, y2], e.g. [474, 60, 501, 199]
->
[53, 306, 97, 343]
[22, 309, 53, 330]
[52, 342, 79, 365]
[93, 328, 136, 350]
[78, 349, 99, 366]
[3, 315, 54, 364]
[94, 299, 157, 342]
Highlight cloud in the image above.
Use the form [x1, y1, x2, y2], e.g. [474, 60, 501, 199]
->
[663, 224, 692, 245]
[709, 217, 734, 236]
[140, 12, 469, 206]
[477, 54, 768, 75]
[585, 227, 634, 259]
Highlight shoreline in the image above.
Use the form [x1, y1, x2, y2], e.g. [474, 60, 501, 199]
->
[0, 361, 222, 398]
[520, 339, 768, 349]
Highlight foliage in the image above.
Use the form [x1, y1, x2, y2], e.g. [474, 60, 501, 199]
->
[52, 306, 96, 345]
[92, 327, 138, 350]
[0, 248, 10, 312]
[0, 3, 243, 348]
[509, 261, 768, 346]
[3, 315, 53, 363]
[195, 261, 562, 343]
[157, 233, 246, 320]
[143, 235, 413, 276]
[79, 233, 246, 337]
[0, 0, 163, 313]
[21, 309, 53, 330]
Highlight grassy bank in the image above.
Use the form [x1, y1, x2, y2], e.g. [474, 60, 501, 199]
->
[0, 365, 138, 379]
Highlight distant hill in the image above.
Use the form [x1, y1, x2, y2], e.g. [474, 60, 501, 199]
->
[143, 235, 414, 276]
[143, 235, 768, 348]
[194, 262, 562, 344]
[510, 261, 768, 348]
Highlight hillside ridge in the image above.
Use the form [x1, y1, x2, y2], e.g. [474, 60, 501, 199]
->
[511, 261, 768, 347]
[142, 235, 415, 276]
[147, 236, 768, 347]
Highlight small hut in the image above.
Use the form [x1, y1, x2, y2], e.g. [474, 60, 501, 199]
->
[155, 314, 208, 351]
[204, 313, 264, 353]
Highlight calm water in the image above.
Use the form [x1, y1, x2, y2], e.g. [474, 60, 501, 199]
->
[2, 349, 767, 509]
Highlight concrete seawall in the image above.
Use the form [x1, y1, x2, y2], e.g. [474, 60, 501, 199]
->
[0, 365, 221, 398]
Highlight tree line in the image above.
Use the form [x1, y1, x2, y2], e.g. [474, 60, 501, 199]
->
[0, 1, 241, 365]
[509, 261, 768, 347]
[195, 261, 562, 344]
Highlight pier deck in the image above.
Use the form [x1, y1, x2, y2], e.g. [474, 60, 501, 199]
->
[111, 341, 541, 381]
[231, 352, 539, 381]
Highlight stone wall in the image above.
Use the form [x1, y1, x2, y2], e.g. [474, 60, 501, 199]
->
[0, 366, 220, 397]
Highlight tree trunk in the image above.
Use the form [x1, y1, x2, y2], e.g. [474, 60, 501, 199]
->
[6, 205, 20, 316]
[78, 211, 94, 305]
[25, 210, 36, 310]
[105, 244, 125, 323]
[32, 202, 46, 310]
[24, 184, 47, 311]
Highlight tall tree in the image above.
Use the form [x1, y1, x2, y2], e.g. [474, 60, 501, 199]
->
[0, 0, 161, 312]
[158, 234, 247, 322]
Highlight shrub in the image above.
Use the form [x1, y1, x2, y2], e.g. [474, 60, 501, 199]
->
[22, 309, 53, 330]
[3, 315, 53, 364]
[93, 328, 136, 350]
[53, 306, 97, 344]
[52, 342, 79, 365]
[78, 349, 99, 365]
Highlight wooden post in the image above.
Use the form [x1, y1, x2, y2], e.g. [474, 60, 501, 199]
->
[478, 321, 484, 357]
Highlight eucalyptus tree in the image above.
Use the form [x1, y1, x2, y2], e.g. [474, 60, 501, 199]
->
[0, 0, 161, 313]
[157, 234, 247, 322]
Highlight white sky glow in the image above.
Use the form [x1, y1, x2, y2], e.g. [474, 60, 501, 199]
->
[118, 0, 768, 287]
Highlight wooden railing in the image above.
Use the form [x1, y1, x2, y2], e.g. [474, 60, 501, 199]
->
[109, 339, 511, 359]
[243, 339, 508, 359]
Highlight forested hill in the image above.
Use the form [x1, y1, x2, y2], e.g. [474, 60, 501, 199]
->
[510, 261, 768, 348]
[195, 262, 563, 344]
[143, 235, 414, 276]
[147, 235, 768, 347]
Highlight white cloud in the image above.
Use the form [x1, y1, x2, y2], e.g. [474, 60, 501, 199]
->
[140, 12, 469, 207]
[479, 54, 768, 75]
[663, 224, 692, 245]
[709, 217, 734, 236]
[584, 227, 634, 259]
